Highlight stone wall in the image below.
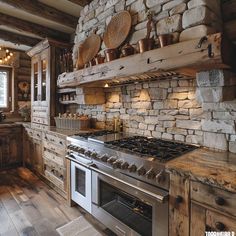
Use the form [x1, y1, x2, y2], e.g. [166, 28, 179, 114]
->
[73, 0, 222, 63]
[69, 0, 236, 153]
[71, 70, 236, 153]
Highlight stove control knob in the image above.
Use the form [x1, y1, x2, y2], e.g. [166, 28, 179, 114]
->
[128, 164, 137, 173]
[112, 160, 123, 169]
[90, 152, 98, 158]
[78, 148, 85, 154]
[156, 170, 166, 183]
[146, 169, 156, 179]
[84, 150, 91, 156]
[121, 162, 129, 170]
[107, 156, 117, 164]
[137, 166, 146, 176]
[100, 154, 109, 162]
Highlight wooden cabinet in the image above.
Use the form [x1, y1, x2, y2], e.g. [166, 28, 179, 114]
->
[23, 127, 43, 176]
[0, 126, 22, 169]
[190, 181, 236, 235]
[42, 131, 67, 198]
[169, 174, 236, 236]
[27, 39, 70, 126]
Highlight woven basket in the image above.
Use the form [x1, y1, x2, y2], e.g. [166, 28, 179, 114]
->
[54, 117, 90, 130]
[77, 32, 101, 67]
[104, 11, 132, 49]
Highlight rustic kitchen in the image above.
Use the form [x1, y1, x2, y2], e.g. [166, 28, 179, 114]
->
[0, 0, 236, 235]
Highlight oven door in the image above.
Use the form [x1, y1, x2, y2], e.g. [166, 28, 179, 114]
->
[91, 166, 168, 236]
[71, 161, 91, 213]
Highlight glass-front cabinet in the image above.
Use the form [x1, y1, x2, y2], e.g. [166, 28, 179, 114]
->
[28, 39, 70, 126]
[31, 49, 49, 108]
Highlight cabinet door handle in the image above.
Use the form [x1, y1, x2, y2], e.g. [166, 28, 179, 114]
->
[215, 197, 225, 206]
[215, 222, 225, 231]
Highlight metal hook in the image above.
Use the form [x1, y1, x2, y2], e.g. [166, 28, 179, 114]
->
[196, 36, 208, 49]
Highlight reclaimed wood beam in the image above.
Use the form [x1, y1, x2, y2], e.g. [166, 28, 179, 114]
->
[0, 29, 40, 47]
[0, 0, 78, 29]
[67, 0, 91, 7]
[225, 19, 236, 41]
[0, 13, 70, 42]
[57, 33, 233, 88]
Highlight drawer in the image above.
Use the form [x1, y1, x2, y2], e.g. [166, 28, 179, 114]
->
[42, 132, 66, 148]
[33, 130, 41, 140]
[206, 210, 236, 232]
[25, 128, 34, 138]
[45, 170, 64, 190]
[43, 150, 64, 166]
[43, 141, 65, 156]
[191, 181, 236, 217]
[32, 116, 49, 125]
[44, 158, 65, 176]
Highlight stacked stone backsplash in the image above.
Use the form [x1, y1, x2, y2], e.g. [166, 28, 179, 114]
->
[72, 69, 236, 153]
[73, 0, 222, 63]
[69, 0, 236, 153]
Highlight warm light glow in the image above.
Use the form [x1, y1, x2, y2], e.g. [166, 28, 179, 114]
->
[0, 47, 13, 64]
[4, 58, 8, 62]
[104, 83, 109, 88]
[10, 53, 13, 56]
[7, 55, 10, 59]
[0, 59, 2, 63]
[6, 49, 9, 53]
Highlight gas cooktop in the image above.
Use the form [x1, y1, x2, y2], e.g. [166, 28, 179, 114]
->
[105, 136, 198, 162]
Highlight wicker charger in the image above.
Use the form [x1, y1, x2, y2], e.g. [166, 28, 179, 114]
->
[104, 11, 132, 49]
[77, 31, 101, 69]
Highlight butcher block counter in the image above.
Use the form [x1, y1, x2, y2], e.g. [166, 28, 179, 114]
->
[166, 148, 236, 236]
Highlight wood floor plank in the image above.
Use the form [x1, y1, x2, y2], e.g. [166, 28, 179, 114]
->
[0, 168, 107, 236]
[0, 200, 19, 236]
[9, 209, 39, 236]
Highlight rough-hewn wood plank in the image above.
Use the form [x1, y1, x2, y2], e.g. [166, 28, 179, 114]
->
[225, 19, 236, 40]
[0, 29, 40, 47]
[57, 33, 231, 88]
[222, 0, 236, 21]
[190, 203, 206, 236]
[0, 12, 70, 42]
[169, 174, 190, 236]
[0, 0, 78, 28]
[67, 0, 91, 6]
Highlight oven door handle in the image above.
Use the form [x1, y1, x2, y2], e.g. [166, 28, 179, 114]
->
[66, 154, 92, 167]
[90, 165, 168, 204]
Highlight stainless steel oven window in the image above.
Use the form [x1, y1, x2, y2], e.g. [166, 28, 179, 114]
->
[75, 167, 86, 196]
[99, 180, 152, 236]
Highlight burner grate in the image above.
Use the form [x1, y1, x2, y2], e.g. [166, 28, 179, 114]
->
[106, 136, 198, 162]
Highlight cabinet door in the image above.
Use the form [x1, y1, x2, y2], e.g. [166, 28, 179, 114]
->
[23, 131, 33, 169]
[30, 138, 43, 175]
[0, 129, 22, 168]
[39, 48, 50, 107]
[32, 56, 40, 106]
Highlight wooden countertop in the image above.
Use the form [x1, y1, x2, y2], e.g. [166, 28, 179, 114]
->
[17, 122, 96, 138]
[166, 148, 236, 193]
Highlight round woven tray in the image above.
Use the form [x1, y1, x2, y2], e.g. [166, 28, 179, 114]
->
[104, 11, 132, 49]
[78, 32, 101, 67]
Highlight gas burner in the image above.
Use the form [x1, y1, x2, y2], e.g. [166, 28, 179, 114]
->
[105, 136, 198, 162]
[77, 130, 117, 139]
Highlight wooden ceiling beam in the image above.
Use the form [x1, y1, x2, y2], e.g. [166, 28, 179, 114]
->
[67, 0, 91, 7]
[0, 29, 40, 47]
[0, 13, 70, 42]
[0, 0, 78, 29]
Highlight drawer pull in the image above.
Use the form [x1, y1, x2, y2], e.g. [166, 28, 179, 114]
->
[215, 222, 225, 231]
[215, 197, 225, 206]
[59, 141, 63, 145]
[175, 195, 183, 204]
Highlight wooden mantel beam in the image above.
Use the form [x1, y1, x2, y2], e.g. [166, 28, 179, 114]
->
[0, 29, 40, 47]
[0, 0, 78, 29]
[0, 12, 70, 42]
[67, 0, 91, 7]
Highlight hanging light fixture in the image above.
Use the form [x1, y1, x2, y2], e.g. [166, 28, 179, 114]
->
[0, 47, 14, 64]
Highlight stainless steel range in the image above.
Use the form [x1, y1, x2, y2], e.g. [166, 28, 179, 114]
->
[67, 131, 198, 236]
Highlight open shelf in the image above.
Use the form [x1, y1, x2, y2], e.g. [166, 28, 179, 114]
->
[57, 33, 234, 88]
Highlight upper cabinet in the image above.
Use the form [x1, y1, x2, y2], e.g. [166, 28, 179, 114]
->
[27, 39, 71, 126]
